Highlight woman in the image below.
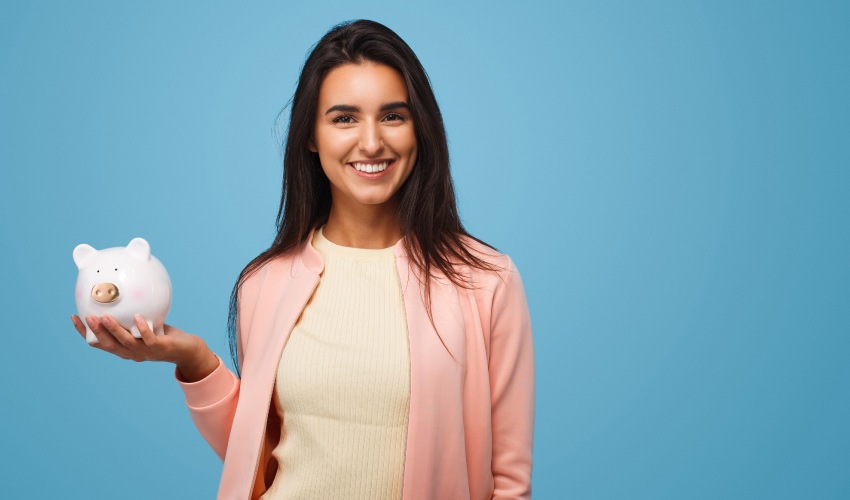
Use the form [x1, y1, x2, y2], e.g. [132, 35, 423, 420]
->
[71, 19, 534, 500]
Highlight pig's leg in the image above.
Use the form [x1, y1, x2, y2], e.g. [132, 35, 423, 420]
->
[129, 323, 142, 339]
[130, 320, 161, 338]
[130, 320, 157, 339]
[85, 326, 98, 345]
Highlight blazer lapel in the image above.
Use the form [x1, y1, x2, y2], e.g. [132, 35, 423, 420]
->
[395, 246, 469, 500]
[220, 231, 324, 500]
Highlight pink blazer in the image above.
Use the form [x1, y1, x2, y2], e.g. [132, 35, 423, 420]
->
[175, 228, 535, 499]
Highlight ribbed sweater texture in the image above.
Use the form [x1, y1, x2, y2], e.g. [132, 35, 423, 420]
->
[260, 226, 411, 499]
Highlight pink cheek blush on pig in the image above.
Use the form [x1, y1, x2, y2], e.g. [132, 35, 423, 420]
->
[73, 237, 172, 345]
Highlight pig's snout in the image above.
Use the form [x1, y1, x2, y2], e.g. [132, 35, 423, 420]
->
[91, 282, 120, 303]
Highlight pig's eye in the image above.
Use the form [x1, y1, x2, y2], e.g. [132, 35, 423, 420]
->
[96, 270, 100, 273]
[114, 268, 118, 271]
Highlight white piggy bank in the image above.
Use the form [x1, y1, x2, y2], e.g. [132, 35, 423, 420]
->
[73, 237, 172, 345]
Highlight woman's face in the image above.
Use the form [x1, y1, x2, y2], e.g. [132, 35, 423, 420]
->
[310, 61, 418, 211]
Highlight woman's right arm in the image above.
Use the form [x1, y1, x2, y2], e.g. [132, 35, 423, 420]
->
[173, 269, 266, 460]
[71, 268, 264, 461]
[70, 313, 240, 460]
[173, 350, 240, 461]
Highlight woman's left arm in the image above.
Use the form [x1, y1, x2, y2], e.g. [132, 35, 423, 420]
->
[489, 256, 535, 499]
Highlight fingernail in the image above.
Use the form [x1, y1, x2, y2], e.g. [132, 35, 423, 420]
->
[102, 316, 110, 325]
[85, 316, 94, 326]
[134, 314, 141, 322]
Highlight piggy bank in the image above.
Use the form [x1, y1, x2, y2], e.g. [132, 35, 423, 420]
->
[73, 237, 171, 345]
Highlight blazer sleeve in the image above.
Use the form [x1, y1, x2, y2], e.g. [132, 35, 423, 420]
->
[173, 269, 263, 461]
[489, 256, 535, 499]
[174, 354, 239, 461]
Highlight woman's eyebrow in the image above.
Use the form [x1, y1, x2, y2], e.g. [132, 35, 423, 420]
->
[325, 104, 358, 115]
[324, 101, 410, 115]
[380, 101, 410, 112]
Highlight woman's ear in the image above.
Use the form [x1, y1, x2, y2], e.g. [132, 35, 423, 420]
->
[308, 137, 317, 152]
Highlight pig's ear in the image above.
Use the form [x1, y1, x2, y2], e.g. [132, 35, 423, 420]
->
[73, 244, 97, 269]
[126, 238, 152, 261]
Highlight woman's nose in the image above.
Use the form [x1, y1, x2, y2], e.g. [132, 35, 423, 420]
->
[358, 122, 384, 155]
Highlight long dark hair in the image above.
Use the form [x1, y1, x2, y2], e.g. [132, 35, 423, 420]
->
[227, 19, 502, 376]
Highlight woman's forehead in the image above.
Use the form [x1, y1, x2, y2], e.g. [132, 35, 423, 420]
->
[318, 62, 409, 111]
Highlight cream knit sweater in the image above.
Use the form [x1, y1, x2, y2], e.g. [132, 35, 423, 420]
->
[260, 226, 411, 499]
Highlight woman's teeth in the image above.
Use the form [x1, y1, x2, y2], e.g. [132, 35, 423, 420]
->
[352, 161, 390, 173]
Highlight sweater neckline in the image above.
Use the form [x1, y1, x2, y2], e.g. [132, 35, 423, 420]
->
[312, 226, 398, 259]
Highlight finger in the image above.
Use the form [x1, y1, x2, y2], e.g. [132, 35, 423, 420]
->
[136, 314, 158, 346]
[86, 316, 132, 358]
[101, 314, 141, 349]
[163, 324, 190, 340]
[70, 315, 87, 340]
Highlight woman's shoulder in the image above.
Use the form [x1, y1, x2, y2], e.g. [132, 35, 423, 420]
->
[457, 234, 517, 283]
[456, 236, 529, 315]
[238, 249, 300, 293]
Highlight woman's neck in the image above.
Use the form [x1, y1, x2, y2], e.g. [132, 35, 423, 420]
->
[323, 202, 402, 249]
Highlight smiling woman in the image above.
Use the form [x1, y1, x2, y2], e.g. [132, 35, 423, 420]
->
[70, 19, 534, 500]
[309, 61, 418, 229]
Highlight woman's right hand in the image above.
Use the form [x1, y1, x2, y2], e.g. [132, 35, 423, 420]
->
[70, 313, 220, 382]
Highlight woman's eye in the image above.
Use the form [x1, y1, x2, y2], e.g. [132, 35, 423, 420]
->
[383, 113, 405, 122]
[332, 115, 354, 124]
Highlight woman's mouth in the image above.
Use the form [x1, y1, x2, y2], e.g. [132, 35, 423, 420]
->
[348, 160, 395, 178]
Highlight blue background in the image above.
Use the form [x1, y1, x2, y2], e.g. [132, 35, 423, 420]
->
[1, 1, 848, 498]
